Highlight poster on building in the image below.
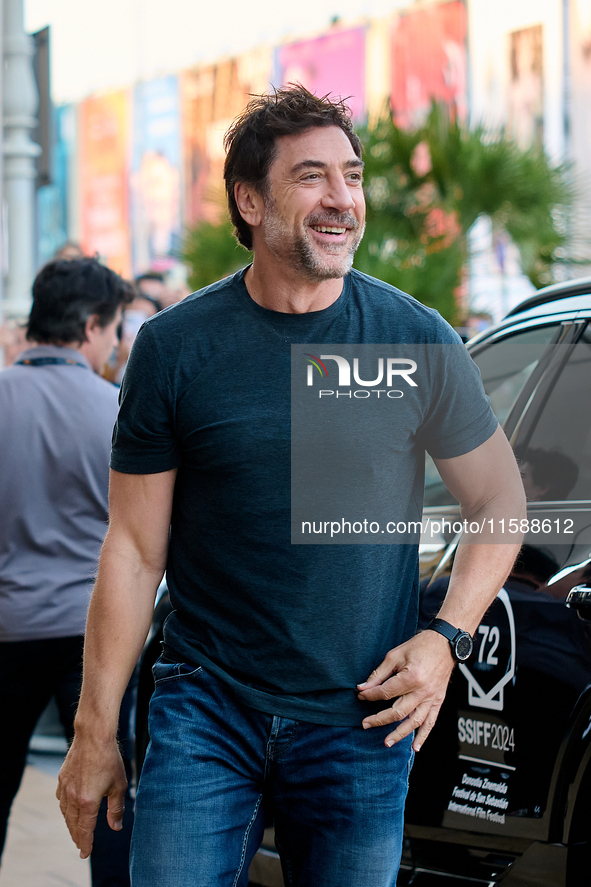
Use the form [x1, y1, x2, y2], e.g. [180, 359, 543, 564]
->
[570, 0, 591, 201]
[182, 48, 272, 227]
[507, 25, 544, 148]
[274, 27, 366, 121]
[131, 76, 182, 275]
[79, 91, 130, 277]
[37, 103, 77, 267]
[391, 0, 467, 128]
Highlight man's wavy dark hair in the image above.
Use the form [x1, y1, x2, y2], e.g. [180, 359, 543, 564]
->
[27, 258, 133, 345]
[223, 85, 362, 250]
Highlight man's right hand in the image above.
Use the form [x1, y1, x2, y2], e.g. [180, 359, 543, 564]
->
[55, 468, 177, 857]
[56, 734, 128, 858]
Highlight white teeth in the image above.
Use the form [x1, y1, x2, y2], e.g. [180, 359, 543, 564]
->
[313, 226, 346, 234]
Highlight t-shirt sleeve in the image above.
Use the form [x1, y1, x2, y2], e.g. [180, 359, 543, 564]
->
[110, 323, 181, 474]
[418, 336, 498, 460]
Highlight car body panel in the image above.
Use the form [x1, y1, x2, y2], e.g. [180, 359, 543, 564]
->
[403, 281, 591, 885]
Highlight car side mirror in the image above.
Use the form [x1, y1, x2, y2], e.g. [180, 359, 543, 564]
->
[566, 585, 591, 621]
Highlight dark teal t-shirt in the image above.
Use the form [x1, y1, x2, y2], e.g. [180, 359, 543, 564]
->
[111, 269, 497, 725]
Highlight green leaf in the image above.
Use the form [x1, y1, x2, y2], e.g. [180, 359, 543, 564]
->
[355, 103, 575, 321]
[182, 219, 252, 291]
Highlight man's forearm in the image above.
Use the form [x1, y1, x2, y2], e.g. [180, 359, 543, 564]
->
[58, 468, 175, 856]
[74, 528, 163, 740]
[434, 426, 526, 634]
[356, 429, 526, 751]
[437, 531, 524, 635]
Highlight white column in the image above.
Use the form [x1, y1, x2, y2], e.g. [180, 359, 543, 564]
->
[2, 0, 40, 320]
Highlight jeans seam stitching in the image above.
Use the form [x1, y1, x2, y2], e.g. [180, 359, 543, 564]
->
[152, 666, 203, 685]
[269, 725, 299, 761]
[264, 717, 281, 779]
[232, 792, 263, 887]
[274, 837, 294, 887]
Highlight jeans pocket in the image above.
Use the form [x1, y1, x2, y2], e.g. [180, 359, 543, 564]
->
[152, 655, 203, 685]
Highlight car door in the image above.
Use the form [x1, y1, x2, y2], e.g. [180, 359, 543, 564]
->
[420, 320, 575, 576]
[405, 321, 591, 882]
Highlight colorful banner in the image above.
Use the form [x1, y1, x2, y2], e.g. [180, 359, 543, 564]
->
[571, 0, 591, 127]
[36, 104, 77, 267]
[79, 91, 130, 277]
[181, 65, 220, 226]
[182, 49, 273, 228]
[391, 0, 467, 128]
[571, 0, 591, 142]
[569, 1, 591, 261]
[130, 76, 182, 275]
[507, 26, 544, 147]
[274, 27, 366, 121]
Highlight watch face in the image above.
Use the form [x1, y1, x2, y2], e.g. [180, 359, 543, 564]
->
[455, 633, 473, 661]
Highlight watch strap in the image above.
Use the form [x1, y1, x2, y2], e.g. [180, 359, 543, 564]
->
[426, 618, 474, 662]
[427, 618, 462, 643]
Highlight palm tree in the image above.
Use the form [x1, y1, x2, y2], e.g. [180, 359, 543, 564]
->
[354, 103, 574, 322]
[182, 219, 252, 292]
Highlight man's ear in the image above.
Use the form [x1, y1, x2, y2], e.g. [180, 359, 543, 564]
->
[83, 313, 101, 343]
[234, 182, 264, 229]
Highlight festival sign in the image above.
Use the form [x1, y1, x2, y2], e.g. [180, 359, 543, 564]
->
[79, 90, 131, 277]
[391, 0, 468, 128]
[274, 26, 366, 121]
[131, 75, 182, 274]
[444, 589, 517, 831]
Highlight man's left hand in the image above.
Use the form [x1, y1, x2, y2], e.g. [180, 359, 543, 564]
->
[357, 630, 455, 752]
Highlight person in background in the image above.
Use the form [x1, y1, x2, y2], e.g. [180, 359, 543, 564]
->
[1, 245, 88, 368]
[136, 270, 190, 309]
[0, 258, 134, 886]
[106, 280, 163, 385]
[0, 322, 27, 369]
[54, 241, 86, 261]
[135, 271, 167, 309]
[109, 268, 191, 383]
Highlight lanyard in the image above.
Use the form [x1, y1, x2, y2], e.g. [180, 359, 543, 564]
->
[15, 356, 89, 370]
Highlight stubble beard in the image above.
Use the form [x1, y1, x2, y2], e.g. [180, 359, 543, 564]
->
[263, 196, 365, 281]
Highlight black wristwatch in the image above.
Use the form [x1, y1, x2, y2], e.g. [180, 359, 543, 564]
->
[427, 618, 473, 662]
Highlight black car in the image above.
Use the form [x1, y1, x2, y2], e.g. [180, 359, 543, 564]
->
[396, 278, 591, 887]
[137, 277, 591, 887]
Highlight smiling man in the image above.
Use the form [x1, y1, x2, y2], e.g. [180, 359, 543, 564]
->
[246, 127, 365, 283]
[57, 87, 525, 887]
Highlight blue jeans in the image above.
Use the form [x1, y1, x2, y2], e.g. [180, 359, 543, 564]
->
[131, 657, 413, 887]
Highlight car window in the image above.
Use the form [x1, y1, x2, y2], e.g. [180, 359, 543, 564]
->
[472, 325, 560, 425]
[516, 325, 591, 502]
[424, 324, 561, 508]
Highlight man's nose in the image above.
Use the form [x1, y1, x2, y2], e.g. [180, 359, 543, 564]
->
[320, 174, 357, 213]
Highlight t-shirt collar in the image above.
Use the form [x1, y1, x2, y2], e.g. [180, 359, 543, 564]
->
[15, 344, 93, 370]
[235, 265, 351, 329]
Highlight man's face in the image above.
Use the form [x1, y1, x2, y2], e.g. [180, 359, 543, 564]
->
[83, 309, 122, 373]
[260, 126, 365, 280]
[137, 278, 166, 302]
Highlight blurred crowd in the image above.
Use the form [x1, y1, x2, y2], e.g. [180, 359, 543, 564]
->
[0, 249, 190, 883]
[0, 243, 191, 376]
